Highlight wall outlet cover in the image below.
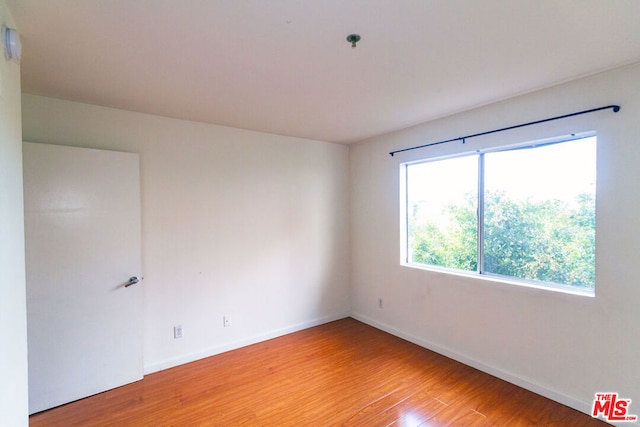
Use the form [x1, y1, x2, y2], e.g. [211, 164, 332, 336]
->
[174, 325, 183, 339]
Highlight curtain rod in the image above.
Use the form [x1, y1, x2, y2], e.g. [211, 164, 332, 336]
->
[388, 104, 621, 157]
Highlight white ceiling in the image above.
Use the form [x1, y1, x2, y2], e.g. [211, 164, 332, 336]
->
[6, 1, 640, 144]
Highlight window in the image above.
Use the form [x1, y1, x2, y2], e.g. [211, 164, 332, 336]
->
[402, 134, 596, 294]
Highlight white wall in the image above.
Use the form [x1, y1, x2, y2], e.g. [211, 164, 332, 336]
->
[0, 1, 28, 425]
[350, 63, 640, 416]
[21, 94, 350, 373]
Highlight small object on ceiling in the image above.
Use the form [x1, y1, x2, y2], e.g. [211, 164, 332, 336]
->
[346, 33, 361, 48]
[2, 25, 21, 61]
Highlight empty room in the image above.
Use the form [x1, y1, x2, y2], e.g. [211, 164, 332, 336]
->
[1, 1, 639, 425]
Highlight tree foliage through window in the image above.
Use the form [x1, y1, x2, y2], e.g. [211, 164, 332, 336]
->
[405, 135, 596, 291]
[410, 191, 595, 288]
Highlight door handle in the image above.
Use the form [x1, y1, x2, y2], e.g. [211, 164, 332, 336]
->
[124, 276, 139, 288]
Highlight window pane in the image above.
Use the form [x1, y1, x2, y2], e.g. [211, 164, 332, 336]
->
[483, 137, 596, 288]
[407, 156, 478, 271]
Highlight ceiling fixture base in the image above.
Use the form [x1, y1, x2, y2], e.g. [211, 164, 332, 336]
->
[346, 33, 361, 48]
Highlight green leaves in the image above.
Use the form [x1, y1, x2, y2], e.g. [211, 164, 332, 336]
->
[409, 191, 595, 288]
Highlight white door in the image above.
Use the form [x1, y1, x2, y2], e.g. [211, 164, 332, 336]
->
[23, 142, 143, 414]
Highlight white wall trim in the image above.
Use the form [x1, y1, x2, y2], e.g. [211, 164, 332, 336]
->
[145, 311, 594, 418]
[144, 313, 349, 375]
[350, 312, 593, 417]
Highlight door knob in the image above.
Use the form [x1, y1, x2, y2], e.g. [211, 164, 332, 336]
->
[124, 276, 139, 287]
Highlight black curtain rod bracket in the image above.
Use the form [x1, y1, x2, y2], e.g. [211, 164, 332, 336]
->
[389, 104, 620, 157]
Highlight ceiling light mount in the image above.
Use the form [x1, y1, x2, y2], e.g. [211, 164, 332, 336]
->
[346, 33, 361, 49]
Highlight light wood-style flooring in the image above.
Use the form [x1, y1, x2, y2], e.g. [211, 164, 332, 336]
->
[30, 318, 605, 426]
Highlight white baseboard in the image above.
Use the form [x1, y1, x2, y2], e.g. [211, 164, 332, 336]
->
[350, 312, 594, 417]
[143, 313, 349, 375]
[143, 311, 599, 420]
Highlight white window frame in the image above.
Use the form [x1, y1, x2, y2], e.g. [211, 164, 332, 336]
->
[400, 131, 597, 297]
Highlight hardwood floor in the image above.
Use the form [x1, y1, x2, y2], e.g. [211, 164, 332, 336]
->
[30, 318, 605, 426]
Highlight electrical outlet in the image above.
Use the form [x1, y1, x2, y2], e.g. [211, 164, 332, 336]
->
[378, 298, 383, 309]
[174, 325, 183, 339]
[223, 316, 231, 327]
